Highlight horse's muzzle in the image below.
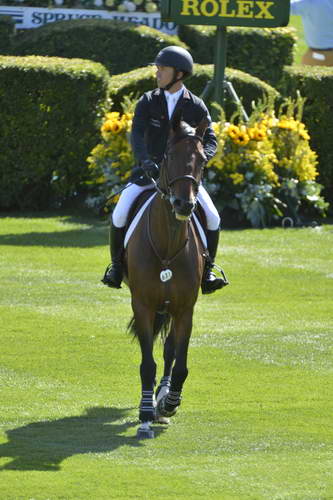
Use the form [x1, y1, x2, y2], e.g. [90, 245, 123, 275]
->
[171, 197, 196, 220]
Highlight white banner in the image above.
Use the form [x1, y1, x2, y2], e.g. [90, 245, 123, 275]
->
[0, 6, 177, 34]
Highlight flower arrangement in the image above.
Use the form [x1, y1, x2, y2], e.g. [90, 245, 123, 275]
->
[8, 0, 160, 11]
[206, 96, 328, 227]
[86, 97, 135, 212]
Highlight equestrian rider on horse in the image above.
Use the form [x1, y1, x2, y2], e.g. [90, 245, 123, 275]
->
[102, 46, 225, 294]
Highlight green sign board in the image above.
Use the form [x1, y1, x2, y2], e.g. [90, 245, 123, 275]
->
[161, 0, 290, 28]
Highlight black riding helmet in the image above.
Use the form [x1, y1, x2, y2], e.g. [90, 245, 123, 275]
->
[151, 46, 194, 90]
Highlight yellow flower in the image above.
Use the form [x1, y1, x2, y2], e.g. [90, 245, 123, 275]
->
[226, 124, 240, 139]
[230, 173, 244, 184]
[212, 122, 222, 135]
[278, 118, 297, 131]
[101, 120, 113, 134]
[233, 131, 250, 146]
[299, 130, 310, 141]
[248, 127, 267, 141]
[110, 120, 123, 134]
[122, 112, 133, 122]
[106, 111, 120, 120]
[255, 127, 267, 141]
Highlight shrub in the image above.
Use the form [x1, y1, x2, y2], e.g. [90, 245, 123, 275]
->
[10, 19, 185, 75]
[178, 25, 296, 88]
[0, 55, 110, 210]
[0, 15, 15, 55]
[280, 65, 333, 206]
[109, 64, 279, 118]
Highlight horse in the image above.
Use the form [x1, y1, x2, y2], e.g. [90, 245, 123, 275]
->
[124, 112, 208, 439]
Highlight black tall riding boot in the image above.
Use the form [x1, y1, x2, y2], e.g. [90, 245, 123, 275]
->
[201, 229, 226, 294]
[101, 224, 125, 288]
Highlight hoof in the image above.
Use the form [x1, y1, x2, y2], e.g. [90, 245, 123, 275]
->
[137, 422, 154, 439]
[157, 395, 178, 418]
[154, 415, 170, 425]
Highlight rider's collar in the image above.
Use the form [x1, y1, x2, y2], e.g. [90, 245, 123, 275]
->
[164, 85, 185, 101]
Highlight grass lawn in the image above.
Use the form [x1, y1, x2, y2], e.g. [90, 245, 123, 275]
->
[0, 212, 332, 499]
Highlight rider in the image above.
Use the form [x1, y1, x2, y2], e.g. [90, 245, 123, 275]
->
[102, 45, 224, 294]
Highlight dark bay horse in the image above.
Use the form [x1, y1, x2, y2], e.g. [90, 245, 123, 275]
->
[124, 113, 208, 439]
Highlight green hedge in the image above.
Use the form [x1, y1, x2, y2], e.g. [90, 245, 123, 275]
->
[10, 19, 186, 75]
[0, 15, 15, 55]
[178, 25, 296, 88]
[0, 55, 110, 210]
[280, 65, 333, 204]
[109, 63, 279, 118]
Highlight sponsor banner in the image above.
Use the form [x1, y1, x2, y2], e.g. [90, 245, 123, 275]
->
[0, 6, 177, 34]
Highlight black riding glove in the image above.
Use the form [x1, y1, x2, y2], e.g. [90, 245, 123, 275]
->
[141, 159, 159, 180]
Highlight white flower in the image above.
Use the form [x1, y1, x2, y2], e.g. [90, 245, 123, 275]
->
[94, 0, 103, 6]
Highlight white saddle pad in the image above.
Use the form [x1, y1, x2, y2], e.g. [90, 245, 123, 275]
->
[124, 193, 207, 249]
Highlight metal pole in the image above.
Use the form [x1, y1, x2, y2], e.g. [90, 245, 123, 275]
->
[212, 25, 227, 120]
[224, 80, 249, 122]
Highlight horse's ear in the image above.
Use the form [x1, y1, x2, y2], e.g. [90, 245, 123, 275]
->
[196, 117, 209, 138]
[171, 108, 182, 132]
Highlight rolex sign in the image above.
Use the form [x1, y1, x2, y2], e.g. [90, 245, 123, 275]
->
[161, 0, 290, 27]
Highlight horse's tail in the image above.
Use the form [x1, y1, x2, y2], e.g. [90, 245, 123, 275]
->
[128, 312, 171, 341]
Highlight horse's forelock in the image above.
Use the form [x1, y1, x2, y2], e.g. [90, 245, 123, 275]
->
[173, 119, 196, 139]
[171, 109, 196, 138]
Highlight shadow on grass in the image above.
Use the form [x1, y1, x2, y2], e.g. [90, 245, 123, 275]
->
[0, 229, 107, 248]
[0, 211, 109, 248]
[0, 406, 166, 471]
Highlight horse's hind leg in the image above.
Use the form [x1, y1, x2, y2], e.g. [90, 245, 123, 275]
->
[157, 310, 192, 418]
[132, 302, 157, 438]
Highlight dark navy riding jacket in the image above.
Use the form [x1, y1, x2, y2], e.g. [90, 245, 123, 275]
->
[130, 87, 217, 185]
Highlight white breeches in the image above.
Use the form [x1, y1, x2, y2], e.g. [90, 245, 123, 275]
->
[112, 182, 220, 231]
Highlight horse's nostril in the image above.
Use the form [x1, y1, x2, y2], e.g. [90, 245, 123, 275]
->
[185, 201, 195, 212]
[174, 199, 194, 214]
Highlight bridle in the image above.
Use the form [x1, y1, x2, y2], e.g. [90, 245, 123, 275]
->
[154, 133, 205, 202]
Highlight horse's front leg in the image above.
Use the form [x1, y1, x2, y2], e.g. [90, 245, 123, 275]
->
[156, 326, 175, 397]
[155, 326, 175, 424]
[132, 301, 157, 439]
[157, 309, 193, 418]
